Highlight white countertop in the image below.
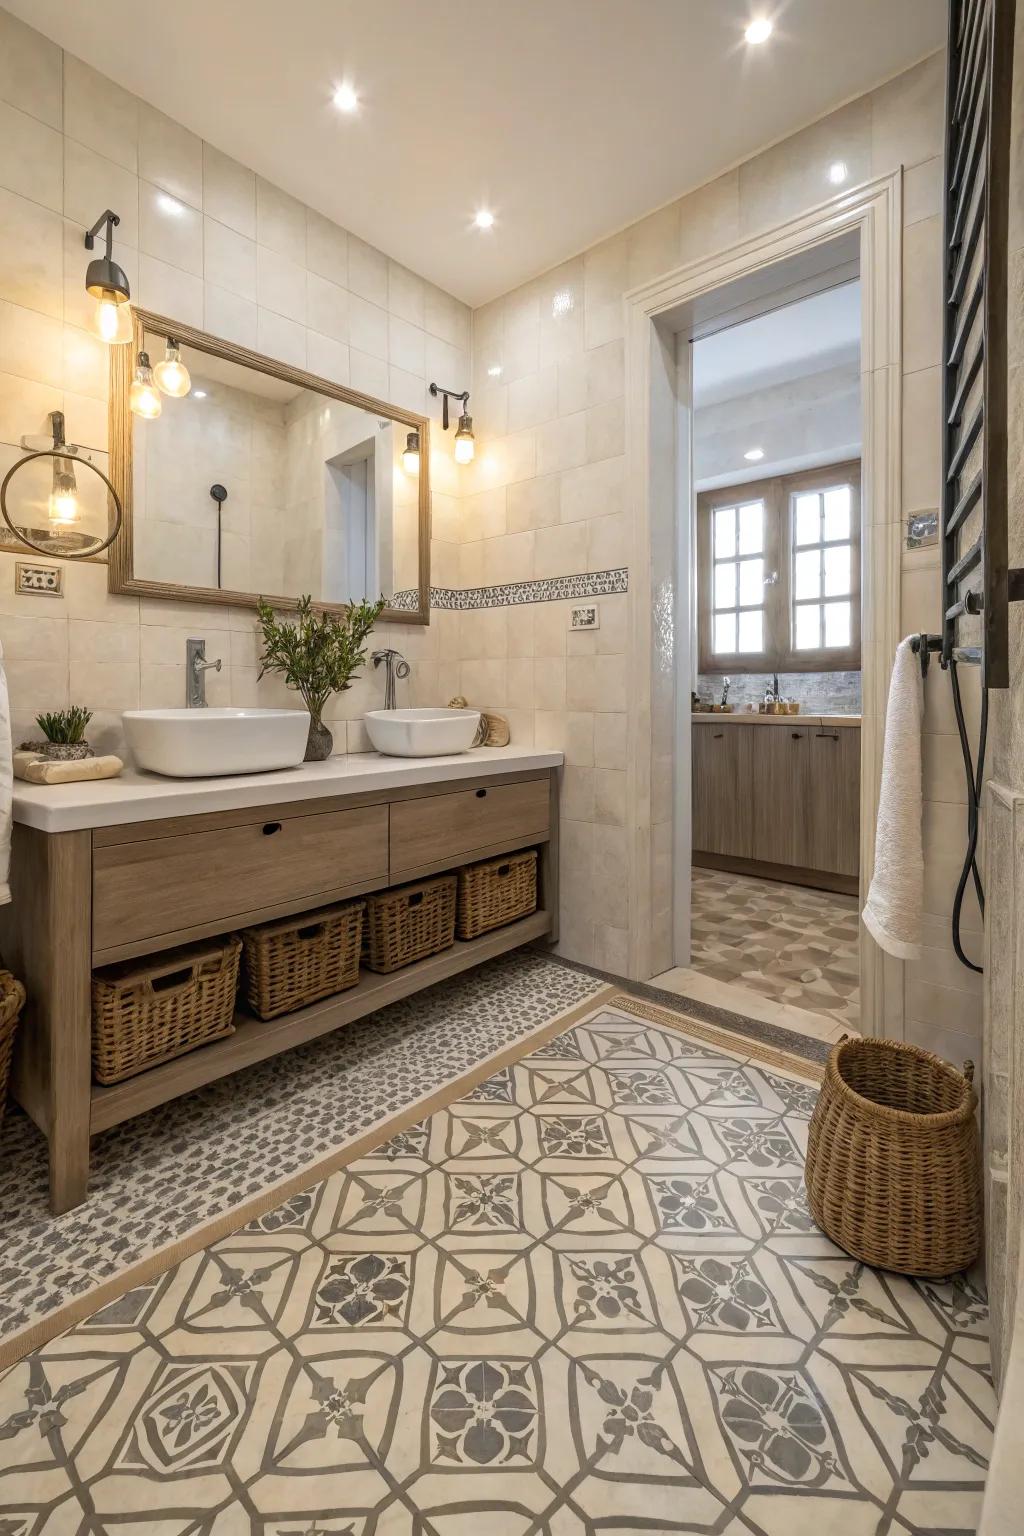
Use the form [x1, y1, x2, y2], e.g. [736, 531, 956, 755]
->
[691, 712, 861, 728]
[12, 747, 564, 834]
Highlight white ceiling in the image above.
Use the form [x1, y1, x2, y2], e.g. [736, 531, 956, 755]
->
[11, 0, 945, 307]
[692, 281, 861, 408]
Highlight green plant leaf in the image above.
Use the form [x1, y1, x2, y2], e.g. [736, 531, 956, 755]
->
[255, 593, 386, 723]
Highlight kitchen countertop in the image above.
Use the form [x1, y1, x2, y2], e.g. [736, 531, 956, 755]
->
[11, 746, 564, 834]
[691, 712, 860, 728]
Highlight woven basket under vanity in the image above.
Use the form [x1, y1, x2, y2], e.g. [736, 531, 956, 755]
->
[804, 1036, 982, 1277]
[0, 969, 26, 1129]
[91, 937, 241, 1084]
[240, 901, 365, 1020]
[457, 849, 538, 940]
[363, 874, 457, 973]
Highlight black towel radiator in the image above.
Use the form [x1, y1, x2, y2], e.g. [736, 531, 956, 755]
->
[910, 0, 1018, 971]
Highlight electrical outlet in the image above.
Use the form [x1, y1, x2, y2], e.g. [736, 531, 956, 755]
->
[15, 562, 63, 598]
[570, 603, 599, 631]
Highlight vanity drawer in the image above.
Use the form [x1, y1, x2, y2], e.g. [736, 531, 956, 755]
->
[93, 804, 389, 955]
[389, 776, 550, 876]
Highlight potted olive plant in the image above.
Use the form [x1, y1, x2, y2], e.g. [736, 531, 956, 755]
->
[256, 594, 385, 761]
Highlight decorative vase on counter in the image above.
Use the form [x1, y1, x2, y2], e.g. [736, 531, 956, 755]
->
[304, 718, 333, 762]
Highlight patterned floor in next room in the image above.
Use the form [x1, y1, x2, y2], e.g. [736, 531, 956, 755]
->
[689, 867, 861, 1031]
[0, 1000, 992, 1535]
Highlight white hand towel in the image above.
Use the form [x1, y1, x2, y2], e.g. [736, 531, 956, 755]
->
[862, 636, 924, 959]
[0, 641, 11, 905]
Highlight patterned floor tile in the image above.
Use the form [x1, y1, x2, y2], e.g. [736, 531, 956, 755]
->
[690, 866, 861, 1030]
[0, 1002, 993, 1534]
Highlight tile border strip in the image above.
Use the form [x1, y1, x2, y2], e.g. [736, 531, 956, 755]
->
[391, 567, 629, 612]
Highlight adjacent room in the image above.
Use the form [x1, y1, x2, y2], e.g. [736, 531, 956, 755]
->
[0, 2, 1020, 1532]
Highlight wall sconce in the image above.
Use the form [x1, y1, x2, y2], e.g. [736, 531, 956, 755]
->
[84, 209, 132, 345]
[402, 430, 420, 474]
[429, 382, 475, 465]
[0, 410, 123, 557]
[153, 336, 191, 398]
[129, 351, 162, 419]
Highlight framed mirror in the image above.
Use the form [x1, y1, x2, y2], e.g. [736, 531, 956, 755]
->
[108, 309, 431, 623]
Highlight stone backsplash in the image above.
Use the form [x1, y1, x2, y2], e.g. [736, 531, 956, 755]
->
[696, 671, 862, 714]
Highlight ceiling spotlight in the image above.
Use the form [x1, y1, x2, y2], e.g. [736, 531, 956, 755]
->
[473, 209, 495, 231]
[828, 160, 849, 185]
[744, 447, 765, 462]
[745, 17, 773, 44]
[333, 82, 359, 113]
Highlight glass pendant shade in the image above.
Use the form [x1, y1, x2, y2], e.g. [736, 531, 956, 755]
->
[129, 352, 162, 419]
[402, 430, 420, 474]
[48, 460, 80, 526]
[453, 412, 475, 464]
[153, 338, 191, 398]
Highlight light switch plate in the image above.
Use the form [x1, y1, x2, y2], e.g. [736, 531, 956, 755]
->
[570, 603, 600, 631]
[15, 561, 64, 597]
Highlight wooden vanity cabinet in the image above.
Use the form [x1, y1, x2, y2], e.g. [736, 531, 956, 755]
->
[692, 719, 859, 892]
[0, 765, 559, 1216]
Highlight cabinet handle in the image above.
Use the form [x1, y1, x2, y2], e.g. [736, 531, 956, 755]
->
[475, 788, 487, 798]
[815, 731, 840, 740]
[791, 732, 802, 740]
[262, 821, 282, 836]
[712, 731, 724, 739]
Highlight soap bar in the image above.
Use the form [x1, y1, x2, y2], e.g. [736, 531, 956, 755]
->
[13, 751, 124, 785]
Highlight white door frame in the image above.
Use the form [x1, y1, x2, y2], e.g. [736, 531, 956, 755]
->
[623, 172, 904, 1039]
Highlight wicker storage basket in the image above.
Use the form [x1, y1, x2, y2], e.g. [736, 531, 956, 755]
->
[457, 849, 538, 940]
[363, 874, 457, 973]
[0, 969, 26, 1128]
[241, 901, 365, 1020]
[805, 1036, 982, 1276]
[91, 937, 242, 1085]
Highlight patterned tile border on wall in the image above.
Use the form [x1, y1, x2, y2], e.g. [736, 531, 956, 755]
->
[391, 567, 629, 612]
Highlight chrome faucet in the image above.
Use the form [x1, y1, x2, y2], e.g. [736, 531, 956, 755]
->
[186, 637, 222, 708]
[372, 648, 410, 710]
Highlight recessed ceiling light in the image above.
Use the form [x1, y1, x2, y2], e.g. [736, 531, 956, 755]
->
[193, 389, 208, 399]
[487, 364, 503, 378]
[474, 209, 495, 230]
[744, 447, 765, 462]
[744, 17, 773, 44]
[828, 161, 849, 185]
[332, 82, 359, 113]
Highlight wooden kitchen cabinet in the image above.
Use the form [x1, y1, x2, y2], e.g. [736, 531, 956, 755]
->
[692, 718, 859, 892]
[691, 722, 753, 858]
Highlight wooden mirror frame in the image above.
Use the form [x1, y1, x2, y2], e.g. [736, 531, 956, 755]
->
[107, 308, 432, 624]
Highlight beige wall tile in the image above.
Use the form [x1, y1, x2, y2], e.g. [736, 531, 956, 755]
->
[202, 144, 255, 238]
[204, 217, 256, 300]
[0, 99, 62, 211]
[0, 8, 62, 129]
[871, 51, 945, 175]
[63, 55, 138, 173]
[140, 180, 202, 275]
[0, 187, 63, 318]
[902, 216, 942, 375]
[739, 97, 872, 237]
[138, 105, 202, 209]
[64, 137, 138, 247]
[255, 177, 306, 263]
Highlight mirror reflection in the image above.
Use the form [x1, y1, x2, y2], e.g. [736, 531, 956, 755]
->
[131, 332, 421, 608]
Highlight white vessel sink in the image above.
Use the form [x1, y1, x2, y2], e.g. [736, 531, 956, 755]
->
[123, 707, 311, 778]
[364, 707, 481, 758]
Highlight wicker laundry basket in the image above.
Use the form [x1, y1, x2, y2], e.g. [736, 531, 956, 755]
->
[363, 874, 457, 973]
[0, 969, 26, 1129]
[91, 937, 242, 1084]
[241, 900, 365, 1020]
[457, 849, 538, 940]
[805, 1036, 982, 1276]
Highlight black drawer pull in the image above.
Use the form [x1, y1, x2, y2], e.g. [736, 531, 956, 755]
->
[475, 788, 487, 798]
[262, 821, 282, 835]
[712, 731, 724, 739]
[791, 732, 802, 740]
[815, 731, 840, 740]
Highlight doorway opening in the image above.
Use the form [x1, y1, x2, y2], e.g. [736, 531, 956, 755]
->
[651, 235, 865, 1043]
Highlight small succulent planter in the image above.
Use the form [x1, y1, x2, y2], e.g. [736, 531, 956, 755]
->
[30, 705, 94, 762]
[20, 739, 95, 761]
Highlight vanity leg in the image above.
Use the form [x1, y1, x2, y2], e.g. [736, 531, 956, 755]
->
[0, 828, 93, 1213]
[540, 766, 560, 946]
